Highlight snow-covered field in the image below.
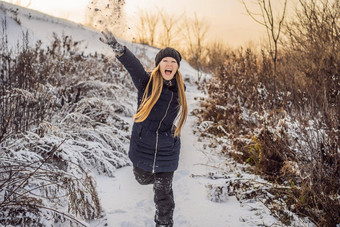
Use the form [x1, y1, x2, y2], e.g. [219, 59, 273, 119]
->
[0, 2, 313, 226]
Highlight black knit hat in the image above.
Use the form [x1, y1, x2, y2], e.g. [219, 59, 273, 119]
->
[155, 47, 182, 67]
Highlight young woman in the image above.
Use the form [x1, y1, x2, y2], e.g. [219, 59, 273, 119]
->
[100, 30, 187, 227]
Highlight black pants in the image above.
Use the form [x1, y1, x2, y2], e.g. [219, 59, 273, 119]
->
[133, 166, 174, 226]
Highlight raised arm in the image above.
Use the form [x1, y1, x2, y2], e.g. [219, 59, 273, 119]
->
[116, 48, 150, 92]
[100, 30, 149, 92]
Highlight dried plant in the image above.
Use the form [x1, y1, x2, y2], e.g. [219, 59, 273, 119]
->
[197, 38, 339, 225]
[0, 19, 139, 225]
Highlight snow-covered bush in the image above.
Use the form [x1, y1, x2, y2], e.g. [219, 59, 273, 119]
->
[0, 137, 101, 226]
[197, 43, 339, 226]
[0, 29, 137, 225]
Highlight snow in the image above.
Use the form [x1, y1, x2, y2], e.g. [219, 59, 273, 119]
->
[91, 85, 281, 227]
[0, 2, 297, 226]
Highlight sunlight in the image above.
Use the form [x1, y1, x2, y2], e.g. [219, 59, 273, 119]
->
[2, 0, 91, 23]
[1, 0, 337, 226]
[0, 0, 269, 46]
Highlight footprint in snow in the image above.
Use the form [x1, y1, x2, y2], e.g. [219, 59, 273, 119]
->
[108, 209, 126, 214]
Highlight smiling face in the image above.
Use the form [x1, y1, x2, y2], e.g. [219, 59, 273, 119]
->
[159, 57, 178, 81]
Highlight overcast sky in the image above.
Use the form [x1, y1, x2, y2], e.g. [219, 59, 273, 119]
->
[2, 0, 295, 47]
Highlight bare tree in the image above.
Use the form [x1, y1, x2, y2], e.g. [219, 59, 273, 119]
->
[158, 9, 184, 47]
[134, 9, 159, 46]
[182, 13, 209, 80]
[144, 10, 159, 46]
[134, 11, 148, 45]
[284, 0, 340, 114]
[242, 0, 287, 99]
[204, 41, 231, 74]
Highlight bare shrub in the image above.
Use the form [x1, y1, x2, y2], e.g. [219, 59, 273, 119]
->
[1, 20, 137, 224]
[0, 32, 55, 142]
[242, 0, 288, 98]
[283, 0, 340, 118]
[0, 140, 101, 226]
[201, 41, 231, 75]
[198, 40, 339, 225]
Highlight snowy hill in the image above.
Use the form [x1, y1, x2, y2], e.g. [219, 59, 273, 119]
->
[0, 1, 197, 80]
[0, 2, 313, 226]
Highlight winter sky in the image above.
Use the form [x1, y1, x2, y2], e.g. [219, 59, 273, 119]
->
[2, 0, 294, 47]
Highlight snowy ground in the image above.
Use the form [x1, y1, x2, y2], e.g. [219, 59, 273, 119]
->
[0, 2, 290, 226]
[91, 85, 281, 227]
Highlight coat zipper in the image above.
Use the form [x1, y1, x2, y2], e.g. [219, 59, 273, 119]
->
[152, 91, 174, 173]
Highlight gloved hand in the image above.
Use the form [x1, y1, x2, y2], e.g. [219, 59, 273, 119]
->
[99, 29, 125, 56]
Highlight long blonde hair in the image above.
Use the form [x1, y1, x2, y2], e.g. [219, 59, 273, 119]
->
[133, 65, 187, 136]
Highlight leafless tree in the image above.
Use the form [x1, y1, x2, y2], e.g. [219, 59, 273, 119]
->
[134, 9, 159, 46]
[158, 9, 183, 47]
[284, 0, 340, 115]
[143, 10, 159, 46]
[182, 13, 209, 80]
[134, 11, 148, 45]
[242, 0, 288, 99]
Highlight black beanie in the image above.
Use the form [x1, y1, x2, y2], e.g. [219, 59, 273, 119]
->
[155, 47, 182, 67]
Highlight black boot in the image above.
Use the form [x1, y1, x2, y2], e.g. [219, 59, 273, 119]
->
[133, 167, 175, 226]
[154, 172, 174, 227]
[155, 224, 173, 227]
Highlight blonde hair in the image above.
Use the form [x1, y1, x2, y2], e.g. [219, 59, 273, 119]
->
[133, 65, 187, 136]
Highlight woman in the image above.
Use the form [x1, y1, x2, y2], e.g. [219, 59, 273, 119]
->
[100, 30, 187, 227]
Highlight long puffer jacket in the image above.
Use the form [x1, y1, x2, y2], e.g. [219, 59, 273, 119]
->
[117, 47, 183, 173]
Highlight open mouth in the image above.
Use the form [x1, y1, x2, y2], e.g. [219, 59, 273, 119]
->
[165, 69, 173, 76]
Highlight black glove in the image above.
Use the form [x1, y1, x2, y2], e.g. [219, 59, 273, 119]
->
[99, 29, 125, 56]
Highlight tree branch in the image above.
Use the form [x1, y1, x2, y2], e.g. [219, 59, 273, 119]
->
[0, 139, 65, 206]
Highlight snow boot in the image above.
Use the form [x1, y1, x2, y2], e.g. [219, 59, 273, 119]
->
[154, 172, 174, 227]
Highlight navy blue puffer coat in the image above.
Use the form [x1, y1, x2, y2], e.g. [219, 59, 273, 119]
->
[117, 47, 183, 173]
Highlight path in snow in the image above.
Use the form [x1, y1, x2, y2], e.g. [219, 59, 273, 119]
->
[0, 3, 281, 226]
[92, 84, 279, 227]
